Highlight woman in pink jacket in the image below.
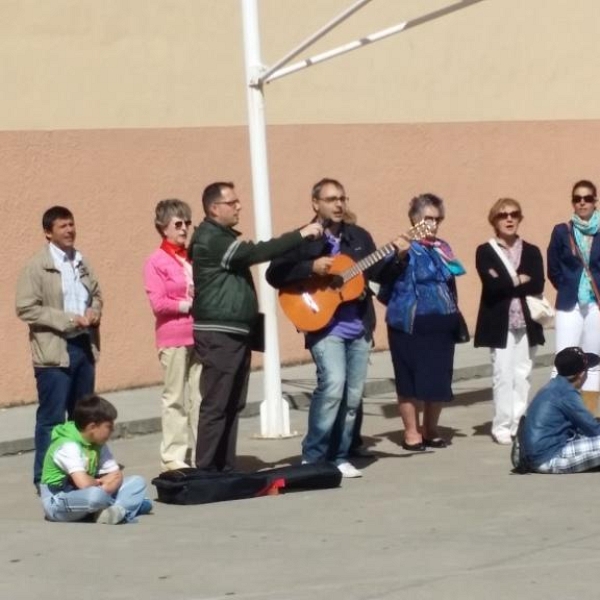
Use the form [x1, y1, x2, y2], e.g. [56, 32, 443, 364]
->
[144, 199, 201, 471]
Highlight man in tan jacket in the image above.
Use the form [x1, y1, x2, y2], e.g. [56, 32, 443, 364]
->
[16, 206, 102, 491]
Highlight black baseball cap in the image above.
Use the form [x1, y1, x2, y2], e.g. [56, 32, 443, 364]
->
[554, 347, 600, 377]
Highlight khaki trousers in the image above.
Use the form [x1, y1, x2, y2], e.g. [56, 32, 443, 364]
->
[158, 346, 202, 469]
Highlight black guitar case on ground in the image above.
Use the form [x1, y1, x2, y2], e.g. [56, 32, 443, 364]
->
[152, 463, 342, 505]
[252, 462, 342, 491]
[152, 469, 273, 505]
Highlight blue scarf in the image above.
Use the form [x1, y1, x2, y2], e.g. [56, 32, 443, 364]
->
[571, 211, 599, 305]
[420, 238, 466, 276]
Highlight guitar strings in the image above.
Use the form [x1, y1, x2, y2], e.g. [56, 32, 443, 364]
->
[339, 221, 430, 282]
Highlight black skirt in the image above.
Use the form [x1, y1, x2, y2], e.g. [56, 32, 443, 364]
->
[388, 313, 458, 402]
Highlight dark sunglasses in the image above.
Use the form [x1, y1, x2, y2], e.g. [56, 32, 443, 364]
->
[572, 194, 596, 204]
[496, 210, 521, 220]
[174, 220, 192, 230]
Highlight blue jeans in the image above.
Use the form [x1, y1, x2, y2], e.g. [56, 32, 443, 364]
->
[33, 336, 95, 485]
[303, 335, 371, 464]
[40, 475, 149, 523]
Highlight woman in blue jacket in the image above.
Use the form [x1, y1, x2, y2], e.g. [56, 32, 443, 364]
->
[379, 193, 465, 451]
[547, 179, 600, 412]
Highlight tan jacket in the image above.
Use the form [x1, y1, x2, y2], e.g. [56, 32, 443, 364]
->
[15, 246, 103, 367]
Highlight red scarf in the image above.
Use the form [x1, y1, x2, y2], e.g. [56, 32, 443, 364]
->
[160, 239, 190, 263]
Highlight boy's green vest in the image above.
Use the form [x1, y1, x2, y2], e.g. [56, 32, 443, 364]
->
[41, 422, 100, 487]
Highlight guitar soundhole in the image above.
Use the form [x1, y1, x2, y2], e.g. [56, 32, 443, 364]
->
[329, 275, 344, 289]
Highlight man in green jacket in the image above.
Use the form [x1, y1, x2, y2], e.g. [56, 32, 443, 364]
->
[190, 181, 322, 472]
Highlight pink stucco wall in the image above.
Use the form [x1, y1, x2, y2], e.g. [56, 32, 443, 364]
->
[2, 120, 600, 406]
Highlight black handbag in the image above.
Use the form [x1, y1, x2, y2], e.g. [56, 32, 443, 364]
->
[454, 311, 470, 344]
[449, 278, 469, 344]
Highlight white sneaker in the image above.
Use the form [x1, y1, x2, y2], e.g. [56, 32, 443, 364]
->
[493, 434, 512, 446]
[95, 505, 126, 525]
[336, 462, 363, 478]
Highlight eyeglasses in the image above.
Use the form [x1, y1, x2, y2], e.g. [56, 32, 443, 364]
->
[496, 210, 521, 220]
[572, 194, 596, 204]
[423, 216, 443, 224]
[318, 196, 349, 204]
[214, 199, 241, 207]
[174, 220, 192, 230]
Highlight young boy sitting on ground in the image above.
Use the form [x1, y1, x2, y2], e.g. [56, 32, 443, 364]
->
[40, 394, 152, 524]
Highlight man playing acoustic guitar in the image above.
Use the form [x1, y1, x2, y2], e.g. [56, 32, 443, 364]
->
[267, 178, 410, 478]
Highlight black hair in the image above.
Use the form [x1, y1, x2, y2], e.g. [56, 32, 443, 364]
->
[42, 206, 74, 232]
[202, 182, 234, 215]
[311, 178, 344, 200]
[572, 180, 597, 197]
[73, 395, 118, 431]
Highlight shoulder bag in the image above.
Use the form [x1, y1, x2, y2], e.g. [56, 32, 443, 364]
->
[568, 223, 600, 305]
[487, 238, 554, 326]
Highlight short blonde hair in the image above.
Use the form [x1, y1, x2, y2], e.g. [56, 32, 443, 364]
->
[154, 199, 192, 236]
[488, 198, 523, 227]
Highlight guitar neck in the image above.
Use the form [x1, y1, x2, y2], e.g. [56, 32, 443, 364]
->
[342, 242, 396, 282]
[339, 220, 429, 283]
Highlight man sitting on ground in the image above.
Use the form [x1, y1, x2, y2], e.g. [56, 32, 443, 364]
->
[40, 394, 152, 524]
[520, 346, 600, 474]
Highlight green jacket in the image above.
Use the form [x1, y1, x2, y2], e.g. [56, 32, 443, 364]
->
[41, 422, 100, 487]
[190, 218, 303, 336]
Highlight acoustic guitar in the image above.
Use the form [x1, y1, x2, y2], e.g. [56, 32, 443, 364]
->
[278, 220, 432, 332]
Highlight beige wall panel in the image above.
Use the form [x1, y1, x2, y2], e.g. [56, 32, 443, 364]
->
[0, 0, 246, 130]
[264, 0, 600, 124]
[3, 0, 600, 130]
[2, 119, 600, 406]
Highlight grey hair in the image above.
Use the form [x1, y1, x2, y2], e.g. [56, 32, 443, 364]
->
[408, 193, 445, 224]
[154, 199, 192, 236]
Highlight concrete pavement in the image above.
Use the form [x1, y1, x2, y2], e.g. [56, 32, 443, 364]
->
[0, 330, 556, 456]
[4, 334, 600, 600]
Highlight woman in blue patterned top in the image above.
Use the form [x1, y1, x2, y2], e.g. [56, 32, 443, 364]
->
[379, 193, 465, 451]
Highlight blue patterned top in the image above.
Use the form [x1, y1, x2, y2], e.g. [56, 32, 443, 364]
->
[380, 241, 457, 334]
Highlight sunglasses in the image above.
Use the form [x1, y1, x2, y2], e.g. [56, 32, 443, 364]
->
[174, 220, 192, 230]
[572, 194, 596, 204]
[496, 210, 521, 220]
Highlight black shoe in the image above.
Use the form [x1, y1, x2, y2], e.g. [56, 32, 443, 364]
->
[349, 446, 376, 458]
[401, 441, 427, 452]
[423, 438, 448, 448]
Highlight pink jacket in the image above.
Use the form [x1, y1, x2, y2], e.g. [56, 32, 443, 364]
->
[143, 248, 194, 348]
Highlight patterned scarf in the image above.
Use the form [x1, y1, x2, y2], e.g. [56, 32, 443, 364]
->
[571, 211, 599, 305]
[420, 238, 466, 277]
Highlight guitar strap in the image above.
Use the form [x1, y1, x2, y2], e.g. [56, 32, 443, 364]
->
[567, 222, 600, 305]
